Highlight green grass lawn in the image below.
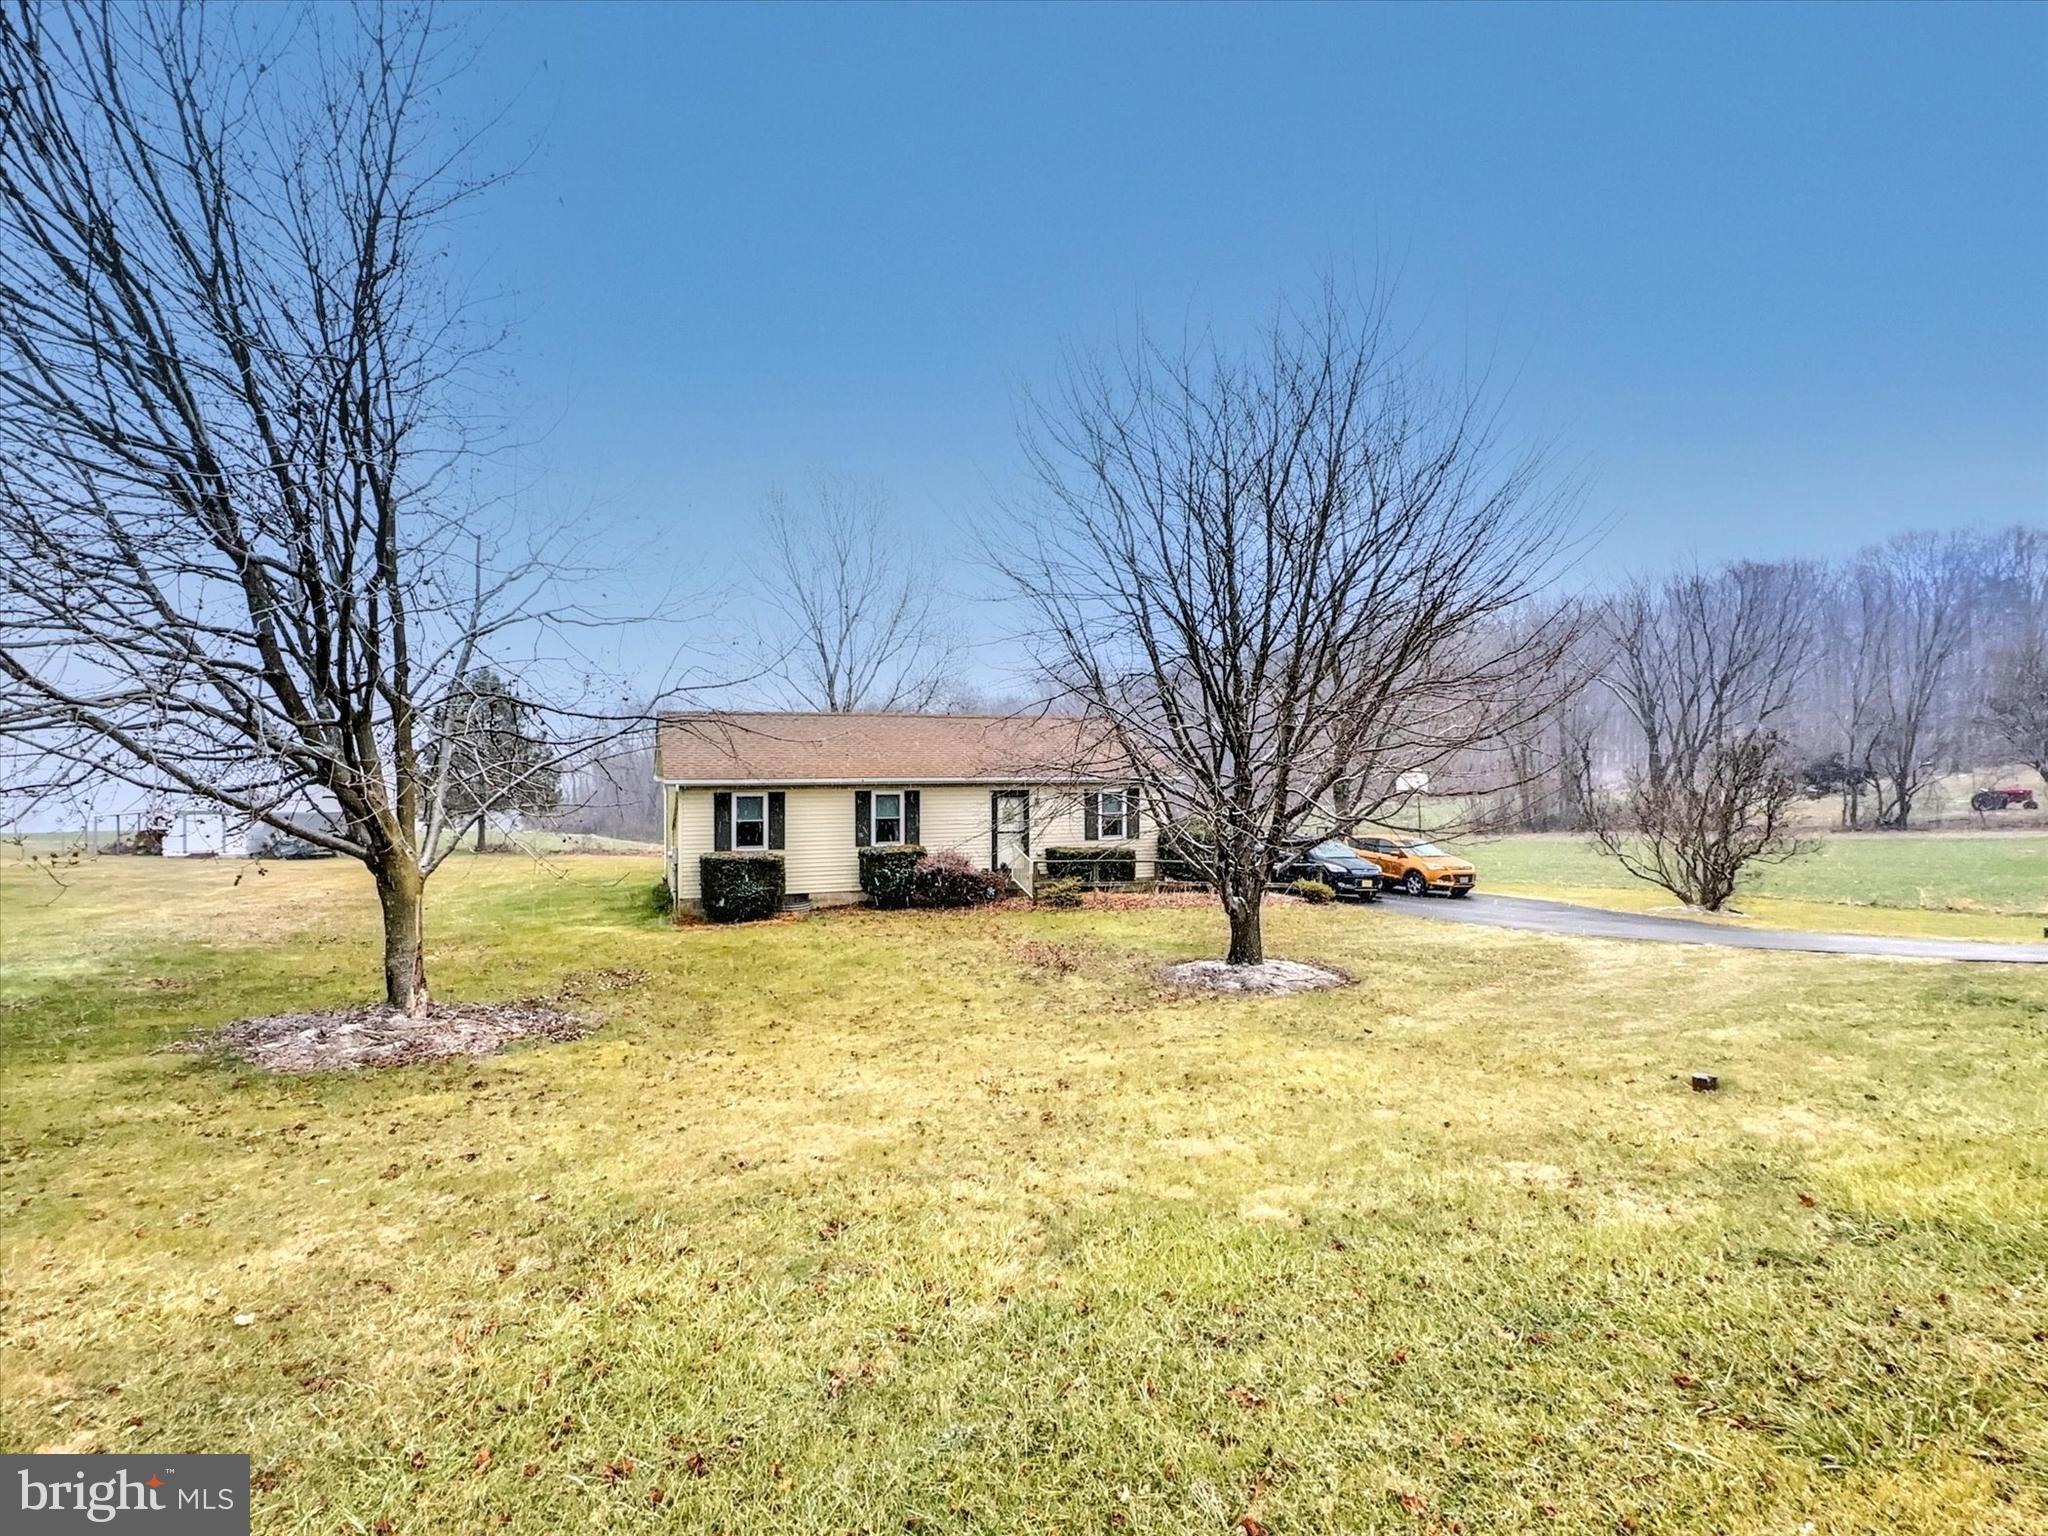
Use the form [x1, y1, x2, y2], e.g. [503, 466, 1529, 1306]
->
[1446, 832, 2048, 941]
[2, 828, 664, 860]
[3, 857, 2044, 1534]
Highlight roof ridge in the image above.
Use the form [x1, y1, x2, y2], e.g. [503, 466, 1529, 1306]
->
[655, 707, 1117, 783]
[655, 709, 1067, 722]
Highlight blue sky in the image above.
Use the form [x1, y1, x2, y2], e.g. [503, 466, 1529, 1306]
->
[445, 0, 2044, 672]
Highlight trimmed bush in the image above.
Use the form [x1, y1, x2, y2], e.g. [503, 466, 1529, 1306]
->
[858, 845, 924, 909]
[910, 850, 1002, 908]
[1041, 845, 1137, 885]
[1289, 878, 1336, 904]
[1034, 876, 1085, 910]
[699, 853, 785, 923]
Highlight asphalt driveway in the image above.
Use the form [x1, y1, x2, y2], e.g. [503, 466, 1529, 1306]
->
[1387, 891, 2048, 964]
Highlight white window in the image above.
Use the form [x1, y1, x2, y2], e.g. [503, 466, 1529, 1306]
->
[1096, 789, 1127, 840]
[871, 790, 904, 845]
[734, 793, 767, 849]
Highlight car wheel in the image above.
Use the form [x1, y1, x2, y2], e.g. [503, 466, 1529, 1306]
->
[1450, 885, 1473, 899]
[1402, 870, 1428, 896]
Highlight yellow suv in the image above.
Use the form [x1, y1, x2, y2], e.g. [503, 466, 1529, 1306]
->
[1349, 835, 1477, 897]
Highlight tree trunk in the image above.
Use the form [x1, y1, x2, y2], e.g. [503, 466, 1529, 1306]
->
[1331, 768, 1358, 826]
[1224, 874, 1265, 965]
[475, 815, 487, 852]
[375, 861, 429, 1016]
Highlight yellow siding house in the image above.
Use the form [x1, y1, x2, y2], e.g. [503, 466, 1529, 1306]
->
[656, 711, 1156, 911]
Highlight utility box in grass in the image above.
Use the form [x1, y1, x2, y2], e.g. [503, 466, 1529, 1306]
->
[699, 853, 785, 922]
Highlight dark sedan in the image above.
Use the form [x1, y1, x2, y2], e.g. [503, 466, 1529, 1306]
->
[1273, 840, 1383, 901]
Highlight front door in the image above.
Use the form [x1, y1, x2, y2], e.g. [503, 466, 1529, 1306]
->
[992, 790, 1031, 894]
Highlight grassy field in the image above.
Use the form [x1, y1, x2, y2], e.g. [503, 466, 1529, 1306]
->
[3, 828, 664, 860]
[1445, 832, 2048, 942]
[2, 856, 2044, 1534]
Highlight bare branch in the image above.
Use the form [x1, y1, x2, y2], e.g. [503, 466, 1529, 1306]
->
[985, 278, 1578, 964]
[750, 470, 963, 713]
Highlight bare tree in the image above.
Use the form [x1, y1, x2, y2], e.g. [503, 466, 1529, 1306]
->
[1460, 602, 1604, 833]
[753, 471, 959, 712]
[549, 717, 665, 844]
[1592, 731, 1814, 911]
[0, 2, 636, 1012]
[992, 285, 1574, 965]
[1859, 533, 1977, 828]
[1597, 560, 1818, 792]
[1810, 560, 1890, 827]
[1978, 527, 2048, 788]
[1583, 559, 1821, 898]
[1982, 635, 2048, 787]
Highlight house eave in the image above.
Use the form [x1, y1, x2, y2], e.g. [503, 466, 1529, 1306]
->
[654, 774, 1117, 788]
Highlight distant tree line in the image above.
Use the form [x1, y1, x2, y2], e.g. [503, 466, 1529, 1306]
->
[1471, 525, 2047, 840]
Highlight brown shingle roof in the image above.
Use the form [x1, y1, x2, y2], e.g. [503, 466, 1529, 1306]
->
[655, 711, 1120, 784]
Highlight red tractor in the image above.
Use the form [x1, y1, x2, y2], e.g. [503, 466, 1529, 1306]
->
[1970, 785, 2041, 812]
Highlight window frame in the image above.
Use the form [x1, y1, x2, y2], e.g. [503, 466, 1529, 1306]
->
[868, 788, 908, 847]
[1095, 788, 1127, 841]
[733, 792, 768, 849]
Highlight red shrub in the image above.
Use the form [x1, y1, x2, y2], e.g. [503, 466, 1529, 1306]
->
[909, 850, 1002, 908]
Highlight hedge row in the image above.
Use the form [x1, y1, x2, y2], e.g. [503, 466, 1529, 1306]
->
[858, 846, 923, 909]
[700, 847, 1007, 922]
[1041, 845, 1137, 884]
[699, 853, 785, 923]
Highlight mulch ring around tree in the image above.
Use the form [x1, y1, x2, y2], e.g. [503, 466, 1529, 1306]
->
[177, 1001, 592, 1072]
[173, 967, 644, 1072]
[1158, 958, 1350, 996]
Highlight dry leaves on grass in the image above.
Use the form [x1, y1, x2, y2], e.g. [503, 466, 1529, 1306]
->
[1074, 890, 1218, 911]
[1010, 939, 1083, 977]
[554, 966, 648, 998]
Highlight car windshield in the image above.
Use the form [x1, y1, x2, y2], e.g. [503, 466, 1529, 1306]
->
[1309, 840, 1357, 861]
[1400, 840, 1447, 856]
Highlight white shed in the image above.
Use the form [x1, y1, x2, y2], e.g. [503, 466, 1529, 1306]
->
[107, 800, 231, 857]
[164, 810, 227, 857]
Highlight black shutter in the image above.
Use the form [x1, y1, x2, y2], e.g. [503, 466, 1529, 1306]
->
[767, 791, 786, 850]
[713, 791, 732, 852]
[854, 790, 871, 848]
[1083, 792, 1099, 841]
[1126, 786, 1141, 839]
[904, 789, 921, 845]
